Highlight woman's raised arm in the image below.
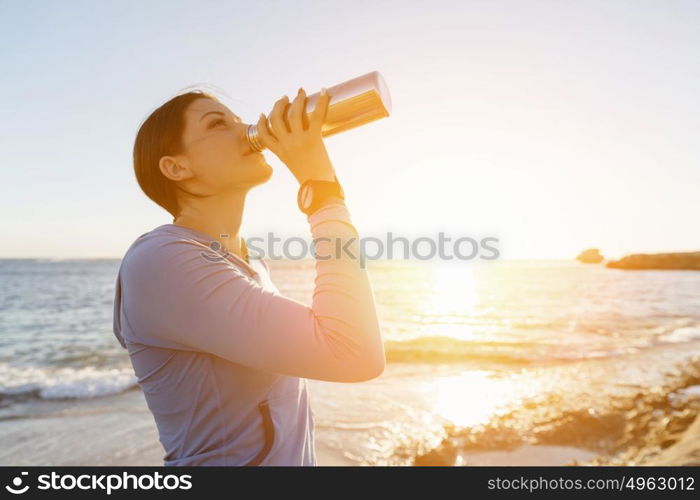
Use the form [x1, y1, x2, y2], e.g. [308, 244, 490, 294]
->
[118, 198, 385, 382]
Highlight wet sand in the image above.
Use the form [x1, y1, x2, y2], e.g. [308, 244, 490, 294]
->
[0, 387, 356, 466]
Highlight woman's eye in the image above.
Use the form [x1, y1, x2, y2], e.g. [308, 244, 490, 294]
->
[209, 118, 226, 128]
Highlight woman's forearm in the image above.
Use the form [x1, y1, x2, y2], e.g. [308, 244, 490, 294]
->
[304, 199, 385, 382]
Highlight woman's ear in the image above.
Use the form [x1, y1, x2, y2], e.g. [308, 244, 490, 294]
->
[159, 155, 192, 182]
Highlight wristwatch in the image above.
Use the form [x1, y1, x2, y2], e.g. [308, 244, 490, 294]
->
[297, 176, 345, 215]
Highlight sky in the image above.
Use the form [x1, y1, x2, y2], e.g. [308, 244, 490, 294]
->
[1, 0, 698, 259]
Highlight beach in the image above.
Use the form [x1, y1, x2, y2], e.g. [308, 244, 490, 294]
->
[2, 367, 699, 466]
[3, 0, 700, 472]
[2, 258, 700, 466]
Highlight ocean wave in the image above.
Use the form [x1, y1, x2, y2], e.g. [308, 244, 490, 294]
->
[658, 327, 700, 344]
[0, 363, 138, 400]
[383, 336, 624, 364]
[385, 322, 700, 364]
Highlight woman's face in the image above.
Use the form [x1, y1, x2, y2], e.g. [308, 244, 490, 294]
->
[164, 97, 273, 195]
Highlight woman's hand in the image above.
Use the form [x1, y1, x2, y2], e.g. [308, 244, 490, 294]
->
[255, 87, 336, 184]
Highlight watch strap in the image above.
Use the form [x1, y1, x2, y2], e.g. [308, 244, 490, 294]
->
[298, 176, 345, 215]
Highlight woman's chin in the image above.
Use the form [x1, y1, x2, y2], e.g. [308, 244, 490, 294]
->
[246, 160, 273, 186]
[258, 161, 273, 182]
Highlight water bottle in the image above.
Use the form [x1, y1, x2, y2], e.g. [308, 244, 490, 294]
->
[246, 70, 392, 152]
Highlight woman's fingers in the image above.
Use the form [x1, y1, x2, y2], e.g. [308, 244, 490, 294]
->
[309, 87, 330, 132]
[289, 87, 306, 135]
[256, 113, 278, 152]
[269, 94, 291, 138]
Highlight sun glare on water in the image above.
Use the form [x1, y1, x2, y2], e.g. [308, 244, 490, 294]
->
[424, 370, 545, 429]
[415, 262, 480, 337]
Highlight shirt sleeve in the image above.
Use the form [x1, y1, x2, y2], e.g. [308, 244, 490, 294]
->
[118, 201, 385, 383]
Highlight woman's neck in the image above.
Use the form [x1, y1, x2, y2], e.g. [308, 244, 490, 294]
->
[173, 189, 248, 261]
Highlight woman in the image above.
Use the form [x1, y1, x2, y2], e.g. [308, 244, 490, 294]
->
[112, 86, 385, 466]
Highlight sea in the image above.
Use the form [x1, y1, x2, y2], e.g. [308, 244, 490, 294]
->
[1, 258, 700, 465]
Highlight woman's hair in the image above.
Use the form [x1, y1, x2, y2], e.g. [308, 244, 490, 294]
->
[133, 90, 219, 218]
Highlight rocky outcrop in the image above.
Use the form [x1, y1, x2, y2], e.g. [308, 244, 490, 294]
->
[576, 248, 604, 264]
[606, 251, 700, 270]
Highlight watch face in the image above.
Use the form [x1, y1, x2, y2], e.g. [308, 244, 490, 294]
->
[299, 184, 313, 210]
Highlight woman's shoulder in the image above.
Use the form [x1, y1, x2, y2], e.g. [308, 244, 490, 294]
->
[119, 224, 255, 285]
[119, 225, 213, 277]
[123, 223, 191, 256]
